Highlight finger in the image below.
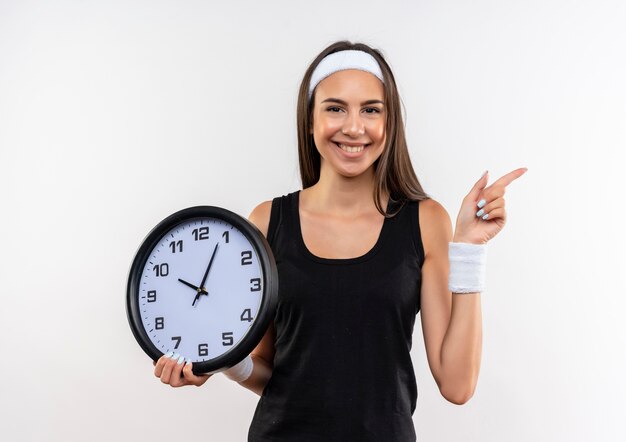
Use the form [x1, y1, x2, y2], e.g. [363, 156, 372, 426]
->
[476, 197, 505, 217]
[182, 361, 210, 386]
[492, 167, 528, 188]
[478, 186, 505, 205]
[169, 355, 187, 387]
[160, 353, 180, 384]
[480, 207, 506, 222]
[154, 352, 173, 378]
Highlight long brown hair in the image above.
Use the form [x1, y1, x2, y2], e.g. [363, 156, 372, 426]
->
[296, 41, 430, 217]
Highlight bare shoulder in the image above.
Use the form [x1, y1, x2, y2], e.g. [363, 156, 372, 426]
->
[247, 200, 273, 238]
[418, 198, 453, 258]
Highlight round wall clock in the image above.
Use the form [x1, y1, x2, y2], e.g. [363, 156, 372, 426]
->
[126, 206, 277, 375]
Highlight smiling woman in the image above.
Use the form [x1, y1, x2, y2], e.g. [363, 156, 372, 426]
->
[311, 69, 387, 179]
[152, 40, 527, 442]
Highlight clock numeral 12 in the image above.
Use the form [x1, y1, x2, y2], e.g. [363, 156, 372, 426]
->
[193, 227, 209, 241]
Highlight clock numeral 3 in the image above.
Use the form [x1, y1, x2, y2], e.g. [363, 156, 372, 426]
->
[222, 332, 234, 346]
[153, 263, 169, 277]
[155, 317, 164, 330]
[147, 290, 157, 302]
[241, 250, 252, 265]
[169, 240, 183, 253]
[198, 343, 208, 357]
[192, 227, 209, 241]
[250, 278, 261, 292]
[240, 308, 253, 322]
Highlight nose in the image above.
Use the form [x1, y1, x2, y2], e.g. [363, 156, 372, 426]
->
[341, 112, 365, 137]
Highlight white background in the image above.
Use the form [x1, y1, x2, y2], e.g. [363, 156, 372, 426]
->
[1, 1, 624, 441]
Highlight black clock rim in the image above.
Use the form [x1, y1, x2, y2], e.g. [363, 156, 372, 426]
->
[126, 205, 278, 375]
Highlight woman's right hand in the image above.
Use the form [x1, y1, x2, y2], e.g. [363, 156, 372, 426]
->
[153, 352, 212, 387]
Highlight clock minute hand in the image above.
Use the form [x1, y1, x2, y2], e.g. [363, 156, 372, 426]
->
[198, 242, 219, 290]
[193, 243, 218, 307]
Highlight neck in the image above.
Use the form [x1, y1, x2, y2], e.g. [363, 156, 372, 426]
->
[303, 163, 387, 217]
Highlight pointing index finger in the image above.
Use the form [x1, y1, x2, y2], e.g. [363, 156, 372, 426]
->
[492, 167, 528, 187]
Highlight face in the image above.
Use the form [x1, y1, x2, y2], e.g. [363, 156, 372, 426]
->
[311, 69, 386, 179]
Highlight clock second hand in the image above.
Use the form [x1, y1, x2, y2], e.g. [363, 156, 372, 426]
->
[178, 278, 208, 306]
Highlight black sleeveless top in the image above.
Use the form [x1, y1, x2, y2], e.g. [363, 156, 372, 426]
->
[248, 190, 425, 442]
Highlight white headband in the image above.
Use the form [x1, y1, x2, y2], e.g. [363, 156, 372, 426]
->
[308, 50, 385, 100]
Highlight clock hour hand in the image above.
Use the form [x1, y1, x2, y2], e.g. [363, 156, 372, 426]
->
[178, 278, 200, 291]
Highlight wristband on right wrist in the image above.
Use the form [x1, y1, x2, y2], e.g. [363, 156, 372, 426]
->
[448, 242, 487, 294]
[222, 354, 253, 383]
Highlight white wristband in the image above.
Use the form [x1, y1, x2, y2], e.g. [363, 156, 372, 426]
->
[448, 242, 487, 294]
[222, 355, 253, 383]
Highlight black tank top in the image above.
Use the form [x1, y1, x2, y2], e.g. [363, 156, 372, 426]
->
[248, 190, 425, 442]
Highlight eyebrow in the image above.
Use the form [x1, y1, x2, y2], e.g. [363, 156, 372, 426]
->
[320, 98, 385, 106]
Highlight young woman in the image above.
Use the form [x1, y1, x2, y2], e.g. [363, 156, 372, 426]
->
[153, 41, 527, 441]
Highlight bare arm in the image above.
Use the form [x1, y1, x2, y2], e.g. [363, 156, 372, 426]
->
[419, 199, 482, 405]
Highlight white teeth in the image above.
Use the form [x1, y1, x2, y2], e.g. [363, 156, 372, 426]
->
[337, 143, 365, 153]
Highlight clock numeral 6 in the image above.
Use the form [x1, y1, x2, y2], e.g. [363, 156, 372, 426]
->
[241, 250, 252, 265]
[240, 308, 253, 322]
[153, 263, 169, 277]
[171, 336, 181, 349]
[198, 343, 208, 357]
[222, 332, 233, 346]
[147, 290, 157, 302]
[250, 278, 261, 292]
[155, 317, 164, 330]
[192, 227, 209, 241]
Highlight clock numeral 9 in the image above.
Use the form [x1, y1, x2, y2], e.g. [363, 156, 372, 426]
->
[240, 308, 253, 322]
[153, 263, 169, 277]
[169, 240, 183, 253]
[171, 336, 181, 349]
[147, 290, 157, 302]
[250, 278, 261, 292]
[198, 343, 208, 357]
[241, 250, 252, 265]
[155, 317, 164, 330]
[222, 332, 233, 346]
[192, 227, 209, 241]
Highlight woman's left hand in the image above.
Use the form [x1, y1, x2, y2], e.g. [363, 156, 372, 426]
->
[453, 168, 528, 245]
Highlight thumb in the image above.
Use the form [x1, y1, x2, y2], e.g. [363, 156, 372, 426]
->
[468, 170, 489, 199]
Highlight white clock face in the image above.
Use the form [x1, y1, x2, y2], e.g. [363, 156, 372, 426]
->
[138, 217, 264, 362]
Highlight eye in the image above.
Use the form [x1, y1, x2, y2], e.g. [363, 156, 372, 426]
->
[326, 106, 343, 112]
[363, 107, 381, 114]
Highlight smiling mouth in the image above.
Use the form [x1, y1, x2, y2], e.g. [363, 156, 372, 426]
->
[333, 142, 370, 153]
